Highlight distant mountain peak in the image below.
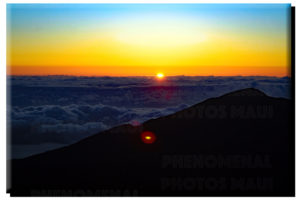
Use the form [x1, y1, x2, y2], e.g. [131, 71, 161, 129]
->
[221, 88, 267, 97]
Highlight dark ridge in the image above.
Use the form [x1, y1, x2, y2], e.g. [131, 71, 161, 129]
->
[8, 88, 294, 196]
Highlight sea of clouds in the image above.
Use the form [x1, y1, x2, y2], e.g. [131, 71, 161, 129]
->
[7, 76, 291, 158]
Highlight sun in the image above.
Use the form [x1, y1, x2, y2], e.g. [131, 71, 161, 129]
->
[156, 73, 164, 79]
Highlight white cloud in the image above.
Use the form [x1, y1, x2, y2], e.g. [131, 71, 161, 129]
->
[7, 76, 291, 158]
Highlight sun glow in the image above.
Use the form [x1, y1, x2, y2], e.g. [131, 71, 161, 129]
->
[7, 4, 290, 77]
[156, 73, 165, 79]
[115, 17, 206, 48]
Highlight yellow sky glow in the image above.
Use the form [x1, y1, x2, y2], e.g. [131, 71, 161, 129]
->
[7, 6, 290, 77]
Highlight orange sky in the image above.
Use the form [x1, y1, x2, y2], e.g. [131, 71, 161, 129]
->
[7, 65, 290, 77]
[7, 4, 291, 77]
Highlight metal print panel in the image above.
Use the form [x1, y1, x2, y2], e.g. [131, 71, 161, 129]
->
[6, 4, 295, 196]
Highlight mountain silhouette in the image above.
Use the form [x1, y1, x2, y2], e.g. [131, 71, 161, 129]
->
[8, 88, 294, 196]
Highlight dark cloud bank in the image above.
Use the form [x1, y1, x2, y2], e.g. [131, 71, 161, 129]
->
[7, 76, 291, 158]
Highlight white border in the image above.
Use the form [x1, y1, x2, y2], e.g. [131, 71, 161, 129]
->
[0, 0, 298, 201]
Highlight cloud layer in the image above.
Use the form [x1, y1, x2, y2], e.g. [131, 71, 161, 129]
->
[7, 76, 291, 158]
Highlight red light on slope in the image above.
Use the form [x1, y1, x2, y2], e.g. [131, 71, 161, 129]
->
[130, 120, 141, 127]
[141, 131, 156, 144]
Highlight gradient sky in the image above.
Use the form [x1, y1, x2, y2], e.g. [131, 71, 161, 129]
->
[7, 4, 291, 76]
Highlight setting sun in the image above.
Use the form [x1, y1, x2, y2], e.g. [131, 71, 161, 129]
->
[156, 73, 165, 79]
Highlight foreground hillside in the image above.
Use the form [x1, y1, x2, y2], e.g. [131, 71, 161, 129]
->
[8, 88, 294, 196]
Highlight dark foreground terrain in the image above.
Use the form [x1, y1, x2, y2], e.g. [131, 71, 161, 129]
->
[8, 88, 294, 196]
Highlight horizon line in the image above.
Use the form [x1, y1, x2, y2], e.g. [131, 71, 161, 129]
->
[6, 74, 291, 78]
